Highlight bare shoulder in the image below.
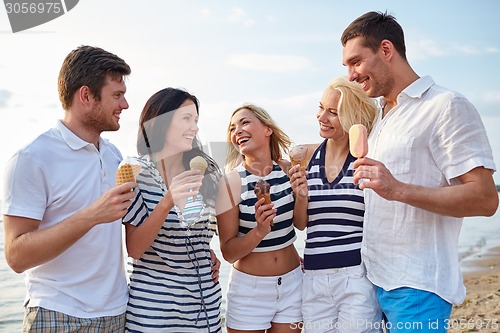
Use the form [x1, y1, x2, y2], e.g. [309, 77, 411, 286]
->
[277, 158, 291, 173]
[216, 169, 242, 213]
[224, 169, 241, 186]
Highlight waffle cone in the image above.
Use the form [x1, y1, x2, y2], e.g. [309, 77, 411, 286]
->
[290, 157, 307, 171]
[116, 164, 141, 186]
[256, 193, 274, 226]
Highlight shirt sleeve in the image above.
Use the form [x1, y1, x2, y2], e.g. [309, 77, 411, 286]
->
[122, 186, 150, 227]
[2, 149, 47, 220]
[430, 95, 496, 181]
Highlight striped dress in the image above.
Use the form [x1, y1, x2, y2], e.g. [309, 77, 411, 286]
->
[236, 163, 296, 252]
[304, 140, 364, 271]
[123, 155, 222, 333]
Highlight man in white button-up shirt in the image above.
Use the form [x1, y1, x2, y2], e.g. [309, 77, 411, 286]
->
[340, 11, 498, 333]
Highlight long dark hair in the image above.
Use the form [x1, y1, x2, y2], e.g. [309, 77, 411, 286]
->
[137, 87, 221, 200]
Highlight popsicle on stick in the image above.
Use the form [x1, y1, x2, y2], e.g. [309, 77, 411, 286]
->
[289, 145, 308, 171]
[253, 179, 274, 226]
[349, 124, 368, 158]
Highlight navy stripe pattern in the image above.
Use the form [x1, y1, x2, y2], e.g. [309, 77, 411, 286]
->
[236, 163, 297, 252]
[304, 140, 364, 271]
[123, 155, 222, 333]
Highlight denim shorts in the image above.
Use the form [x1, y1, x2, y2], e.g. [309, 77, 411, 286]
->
[376, 287, 452, 333]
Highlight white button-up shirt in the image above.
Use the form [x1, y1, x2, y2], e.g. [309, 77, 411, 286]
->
[362, 76, 496, 304]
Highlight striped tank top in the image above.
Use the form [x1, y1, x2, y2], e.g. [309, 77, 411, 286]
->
[123, 155, 222, 333]
[304, 140, 364, 271]
[236, 162, 297, 252]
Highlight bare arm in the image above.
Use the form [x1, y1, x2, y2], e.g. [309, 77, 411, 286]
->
[288, 164, 309, 230]
[215, 171, 275, 264]
[353, 158, 498, 217]
[286, 143, 317, 230]
[4, 182, 137, 273]
[125, 170, 203, 259]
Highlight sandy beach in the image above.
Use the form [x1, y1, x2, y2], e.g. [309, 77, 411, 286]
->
[449, 246, 500, 333]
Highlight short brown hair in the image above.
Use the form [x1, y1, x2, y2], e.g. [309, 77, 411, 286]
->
[341, 11, 407, 61]
[58, 45, 131, 110]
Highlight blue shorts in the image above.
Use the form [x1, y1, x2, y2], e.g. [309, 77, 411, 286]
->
[376, 287, 452, 333]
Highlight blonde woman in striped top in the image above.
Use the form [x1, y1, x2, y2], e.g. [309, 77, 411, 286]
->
[290, 77, 382, 332]
[216, 104, 303, 333]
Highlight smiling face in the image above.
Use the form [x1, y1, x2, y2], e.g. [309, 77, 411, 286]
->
[229, 108, 272, 156]
[164, 99, 199, 154]
[317, 88, 346, 141]
[342, 36, 394, 99]
[83, 75, 128, 133]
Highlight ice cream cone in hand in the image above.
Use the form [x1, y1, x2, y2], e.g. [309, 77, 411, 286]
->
[290, 145, 308, 171]
[116, 163, 141, 186]
[254, 179, 274, 226]
[189, 156, 208, 200]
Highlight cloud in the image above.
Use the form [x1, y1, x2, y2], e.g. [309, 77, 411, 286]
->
[453, 45, 500, 55]
[407, 39, 448, 61]
[454, 44, 481, 55]
[227, 7, 255, 27]
[227, 53, 313, 72]
[408, 38, 499, 61]
[483, 91, 500, 103]
[259, 91, 321, 110]
[0, 89, 12, 108]
[200, 7, 212, 18]
[486, 47, 500, 53]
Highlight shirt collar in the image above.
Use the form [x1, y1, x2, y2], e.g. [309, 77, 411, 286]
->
[380, 76, 435, 110]
[55, 120, 107, 151]
[401, 75, 434, 99]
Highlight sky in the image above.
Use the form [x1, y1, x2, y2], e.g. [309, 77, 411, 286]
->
[1, 0, 500, 190]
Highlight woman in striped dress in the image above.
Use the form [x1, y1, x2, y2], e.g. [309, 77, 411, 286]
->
[123, 88, 222, 332]
[289, 77, 382, 332]
[216, 104, 303, 333]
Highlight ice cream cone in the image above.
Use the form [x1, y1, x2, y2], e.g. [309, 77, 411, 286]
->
[254, 179, 274, 226]
[290, 145, 308, 171]
[116, 163, 141, 186]
[189, 156, 208, 174]
[189, 156, 208, 200]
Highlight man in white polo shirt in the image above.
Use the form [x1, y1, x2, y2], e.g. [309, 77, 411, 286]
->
[341, 11, 498, 333]
[2, 45, 136, 332]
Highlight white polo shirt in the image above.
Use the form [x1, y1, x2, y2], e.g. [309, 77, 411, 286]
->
[2, 120, 128, 317]
[362, 76, 496, 305]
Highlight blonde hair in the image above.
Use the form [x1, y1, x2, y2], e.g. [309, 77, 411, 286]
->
[225, 103, 292, 171]
[327, 76, 379, 134]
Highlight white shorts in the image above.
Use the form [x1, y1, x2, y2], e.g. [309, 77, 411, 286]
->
[302, 264, 382, 333]
[225, 266, 303, 330]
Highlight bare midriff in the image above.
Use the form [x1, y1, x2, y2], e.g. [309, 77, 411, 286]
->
[233, 244, 301, 276]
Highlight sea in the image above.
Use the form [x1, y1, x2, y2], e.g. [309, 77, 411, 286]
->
[1, 201, 500, 332]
